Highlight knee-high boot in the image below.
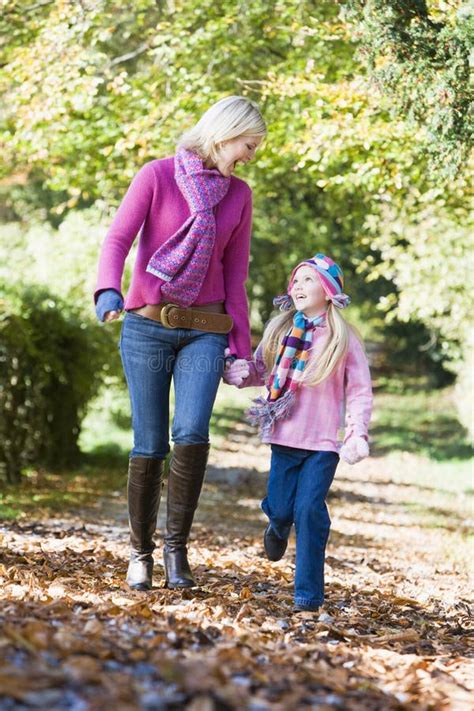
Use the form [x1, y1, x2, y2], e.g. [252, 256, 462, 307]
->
[163, 443, 210, 589]
[126, 456, 164, 591]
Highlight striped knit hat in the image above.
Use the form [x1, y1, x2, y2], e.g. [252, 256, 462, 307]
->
[274, 252, 351, 311]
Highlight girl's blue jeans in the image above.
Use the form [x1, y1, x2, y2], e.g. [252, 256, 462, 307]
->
[119, 311, 228, 458]
[261, 444, 339, 609]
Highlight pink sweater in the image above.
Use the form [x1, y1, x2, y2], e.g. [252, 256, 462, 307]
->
[95, 157, 253, 358]
[240, 327, 373, 452]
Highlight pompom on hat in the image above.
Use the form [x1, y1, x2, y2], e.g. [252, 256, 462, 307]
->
[273, 252, 351, 311]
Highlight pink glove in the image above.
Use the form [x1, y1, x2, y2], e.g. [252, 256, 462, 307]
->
[340, 436, 369, 465]
[223, 359, 250, 386]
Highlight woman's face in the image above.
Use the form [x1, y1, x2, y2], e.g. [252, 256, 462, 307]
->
[290, 265, 328, 318]
[213, 135, 263, 177]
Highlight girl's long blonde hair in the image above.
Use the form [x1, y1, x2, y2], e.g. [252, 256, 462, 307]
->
[261, 303, 352, 387]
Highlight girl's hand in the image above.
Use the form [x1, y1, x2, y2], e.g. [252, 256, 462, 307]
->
[340, 436, 369, 465]
[223, 357, 250, 386]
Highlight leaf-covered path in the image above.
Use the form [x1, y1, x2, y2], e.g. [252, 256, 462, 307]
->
[1, 421, 472, 710]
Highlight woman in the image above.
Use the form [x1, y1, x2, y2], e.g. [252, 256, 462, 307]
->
[94, 96, 266, 591]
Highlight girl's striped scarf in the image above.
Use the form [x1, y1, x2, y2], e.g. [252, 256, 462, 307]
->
[146, 148, 230, 306]
[247, 310, 326, 437]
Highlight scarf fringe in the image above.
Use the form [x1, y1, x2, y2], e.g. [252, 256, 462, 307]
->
[146, 265, 173, 282]
[247, 390, 297, 438]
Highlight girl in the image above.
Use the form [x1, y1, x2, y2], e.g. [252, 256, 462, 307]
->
[223, 253, 372, 612]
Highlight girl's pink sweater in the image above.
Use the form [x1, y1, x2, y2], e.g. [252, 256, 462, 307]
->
[240, 327, 373, 452]
[95, 157, 253, 357]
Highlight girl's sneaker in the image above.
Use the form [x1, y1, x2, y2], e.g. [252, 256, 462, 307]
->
[263, 524, 288, 561]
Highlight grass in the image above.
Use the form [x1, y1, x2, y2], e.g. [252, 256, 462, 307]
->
[79, 381, 133, 457]
[1, 380, 472, 532]
[371, 387, 473, 461]
[0, 384, 257, 521]
[78, 379, 256, 457]
[79, 376, 473, 472]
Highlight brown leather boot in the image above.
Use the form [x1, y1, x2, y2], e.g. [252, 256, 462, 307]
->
[163, 442, 210, 589]
[126, 456, 164, 591]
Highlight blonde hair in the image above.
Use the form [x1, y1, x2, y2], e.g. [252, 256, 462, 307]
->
[261, 304, 353, 387]
[178, 95, 267, 163]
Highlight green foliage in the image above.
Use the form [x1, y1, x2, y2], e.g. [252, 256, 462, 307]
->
[0, 0, 362, 210]
[0, 283, 115, 483]
[344, 0, 473, 177]
[364, 181, 473, 371]
[0, 207, 134, 314]
[0, 209, 125, 480]
[0, 0, 471, 405]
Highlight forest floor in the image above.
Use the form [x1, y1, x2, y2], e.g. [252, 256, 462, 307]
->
[0, 387, 473, 710]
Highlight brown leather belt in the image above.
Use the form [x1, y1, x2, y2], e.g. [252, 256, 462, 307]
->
[130, 302, 233, 334]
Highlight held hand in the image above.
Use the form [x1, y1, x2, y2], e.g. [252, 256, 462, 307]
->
[223, 349, 250, 387]
[340, 436, 369, 465]
[223, 360, 250, 386]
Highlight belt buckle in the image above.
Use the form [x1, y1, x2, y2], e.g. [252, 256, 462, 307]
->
[160, 303, 179, 329]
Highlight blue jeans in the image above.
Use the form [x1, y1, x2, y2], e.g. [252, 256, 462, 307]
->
[119, 311, 228, 458]
[261, 444, 339, 609]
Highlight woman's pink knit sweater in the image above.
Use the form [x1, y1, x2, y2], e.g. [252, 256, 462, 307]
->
[95, 157, 253, 357]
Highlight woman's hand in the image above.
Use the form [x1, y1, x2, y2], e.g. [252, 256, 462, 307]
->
[339, 436, 369, 465]
[96, 289, 124, 322]
[104, 310, 121, 322]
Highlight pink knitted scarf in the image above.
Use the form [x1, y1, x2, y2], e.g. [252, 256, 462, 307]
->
[146, 147, 230, 306]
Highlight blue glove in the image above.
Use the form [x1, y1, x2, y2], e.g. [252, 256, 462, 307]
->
[95, 289, 124, 322]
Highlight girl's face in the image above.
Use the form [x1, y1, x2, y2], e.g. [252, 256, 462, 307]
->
[212, 135, 263, 177]
[290, 265, 328, 318]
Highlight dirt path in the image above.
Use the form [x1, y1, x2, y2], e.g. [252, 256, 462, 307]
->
[1, 421, 472, 710]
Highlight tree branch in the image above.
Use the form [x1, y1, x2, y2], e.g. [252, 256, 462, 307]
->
[109, 43, 150, 67]
[3, 0, 54, 15]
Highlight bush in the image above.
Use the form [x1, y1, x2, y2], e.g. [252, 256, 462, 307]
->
[0, 283, 119, 483]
